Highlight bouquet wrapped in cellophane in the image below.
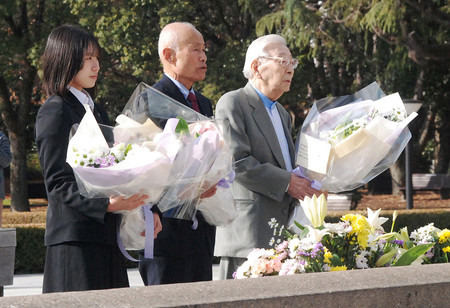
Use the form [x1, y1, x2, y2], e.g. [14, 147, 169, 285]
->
[66, 83, 236, 252]
[296, 82, 418, 193]
[66, 108, 172, 203]
[121, 82, 236, 226]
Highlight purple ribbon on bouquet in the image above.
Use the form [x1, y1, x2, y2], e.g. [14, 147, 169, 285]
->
[142, 204, 155, 259]
[191, 171, 235, 230]
[117, 203, 155, 262]
[217, 170, 236, 189]
[292, 166, 323, 190]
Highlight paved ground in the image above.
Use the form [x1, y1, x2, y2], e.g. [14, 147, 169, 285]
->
[3, 266, 220, 297]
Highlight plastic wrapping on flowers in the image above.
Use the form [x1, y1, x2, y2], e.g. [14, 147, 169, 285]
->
[295, 82, 418, 193]
[65, 83, 236, 251]
[66, 106, 172, 202]
[120, 82, 236, 222]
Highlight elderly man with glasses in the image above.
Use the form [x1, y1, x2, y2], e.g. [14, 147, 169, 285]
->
[214, 34, 323, 279]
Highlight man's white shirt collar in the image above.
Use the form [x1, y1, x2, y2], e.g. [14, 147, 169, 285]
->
[69, 87, 95, 111]
[165, 73, 195, 99]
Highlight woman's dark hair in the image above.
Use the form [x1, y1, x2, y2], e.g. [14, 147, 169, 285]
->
[41, 25, 101, 98]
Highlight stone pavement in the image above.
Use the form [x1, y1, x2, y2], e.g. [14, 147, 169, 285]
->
[3, 265, 220, 297]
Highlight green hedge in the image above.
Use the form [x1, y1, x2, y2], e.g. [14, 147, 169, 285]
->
[326, 209, 450, 231]
[14, 227, 46, 274]
[5, 208, 450, 274]
[11, 226, 139, 274]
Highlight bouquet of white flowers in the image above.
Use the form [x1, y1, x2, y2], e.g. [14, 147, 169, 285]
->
[121, 83, 236, 224]
[66, 84, 236, 252]
[66, 106, 172, 202]
[295, 82, 418, 193]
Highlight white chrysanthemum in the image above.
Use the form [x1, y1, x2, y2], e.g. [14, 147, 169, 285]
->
[287, 237, 301, 258]
[324, 222, 352, 235]
[110, 143, 128, 162]
[125, 144, 152, 161]
[410, 223, 440, 244]
[355, 251, 369, 269]
[73, 150, 100, 167]
[234, 260, 252, 279]
[367, 234, 381, 252]
[279, 259, 305, 276]
[246, 248, 274, 262]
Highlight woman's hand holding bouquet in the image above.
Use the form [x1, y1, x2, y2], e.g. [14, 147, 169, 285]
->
[107, 194, 149, 212]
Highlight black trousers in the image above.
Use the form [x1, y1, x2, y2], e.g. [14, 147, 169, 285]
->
[43, 241, 129, 293]
[139, 253, 213, 285]
[138, 216, 215, 285]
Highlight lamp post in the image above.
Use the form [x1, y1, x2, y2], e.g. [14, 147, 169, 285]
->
[404, 102, 422, 210]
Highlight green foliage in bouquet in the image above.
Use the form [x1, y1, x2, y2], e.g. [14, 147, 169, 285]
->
[175, 117, 190, 135]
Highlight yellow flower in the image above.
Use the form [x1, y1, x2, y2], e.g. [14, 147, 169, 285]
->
[443, 246, 450, 254]
[438, 229, 450, 244]
[324, 248, 332, 264]
[341, 214, 371, 249]
[330, 266, 347, 271]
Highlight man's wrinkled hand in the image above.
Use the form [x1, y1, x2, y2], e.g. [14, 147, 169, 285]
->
[287, 174, 324, 201]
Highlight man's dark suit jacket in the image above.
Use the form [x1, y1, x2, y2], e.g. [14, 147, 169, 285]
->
[139, 75, 216, 284]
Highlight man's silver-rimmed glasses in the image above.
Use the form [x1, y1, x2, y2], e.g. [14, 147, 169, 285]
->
[259, 56, 299, 69]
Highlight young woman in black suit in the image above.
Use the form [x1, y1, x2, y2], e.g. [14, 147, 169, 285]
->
[35, 25, 161, 293]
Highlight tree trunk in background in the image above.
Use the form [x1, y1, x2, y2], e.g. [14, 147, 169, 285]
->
[434, 111, 450, 174]
[8, 130, 30, 212]
[390, 155, 405, 196]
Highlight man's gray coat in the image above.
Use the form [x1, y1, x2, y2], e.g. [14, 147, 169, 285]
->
[214, 83, 298, 258]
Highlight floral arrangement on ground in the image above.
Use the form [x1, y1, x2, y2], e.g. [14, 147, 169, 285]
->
[235, 194, 450, 278]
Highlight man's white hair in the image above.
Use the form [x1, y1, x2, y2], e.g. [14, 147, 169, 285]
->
[242, 34, 287, 80]
[158, 22, 198, 59]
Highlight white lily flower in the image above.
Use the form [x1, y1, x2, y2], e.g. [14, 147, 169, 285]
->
[300, 194, 327, 228]
[300, 225, 330, 250]
[306, 225, 329, 243]
[367, 208, 389, 233]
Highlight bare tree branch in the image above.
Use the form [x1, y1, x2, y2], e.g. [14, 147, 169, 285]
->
[405, 0, 450, 27]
